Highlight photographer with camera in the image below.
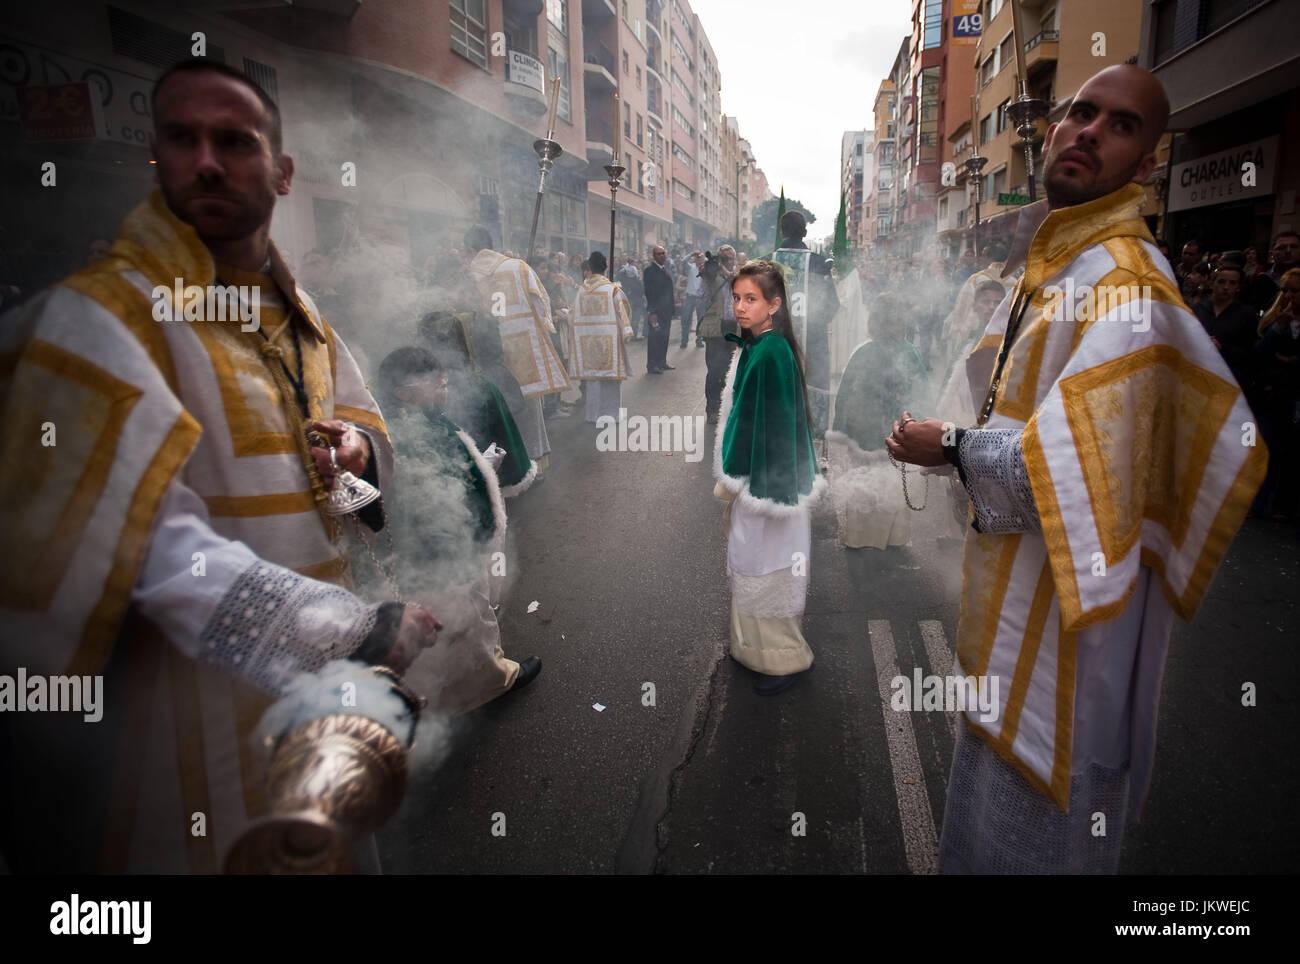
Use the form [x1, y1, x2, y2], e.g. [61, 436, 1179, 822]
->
[697, 245, 739, 424]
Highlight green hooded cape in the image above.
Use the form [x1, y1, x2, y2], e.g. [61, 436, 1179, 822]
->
[716, 330, 821, 510]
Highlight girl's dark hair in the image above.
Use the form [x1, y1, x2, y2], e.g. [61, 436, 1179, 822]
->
[732, 259, 813, 427]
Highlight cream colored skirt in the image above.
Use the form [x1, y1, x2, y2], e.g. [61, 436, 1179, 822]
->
[403, 572, 519, 717]
[726, 494, 814, 676]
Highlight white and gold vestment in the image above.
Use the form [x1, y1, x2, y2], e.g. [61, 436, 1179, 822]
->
[0, 190, 394, 872]
[940, 184, 1265, 873]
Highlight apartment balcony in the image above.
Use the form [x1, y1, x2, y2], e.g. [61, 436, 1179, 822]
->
[585, 120, 616, 167]
[581, 0, 616, 23]
[583, 40, 617, 92]
[1151, 0, 1297, 130]
[646, 0, 666, 27]
[646, 76, 664, 126]
[646, 38, 664, 81]
[1024, 29, 1058, 76]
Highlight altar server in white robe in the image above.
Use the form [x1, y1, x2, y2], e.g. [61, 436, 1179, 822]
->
[568, 251, 633, 423]
[465, 227, 571, 475]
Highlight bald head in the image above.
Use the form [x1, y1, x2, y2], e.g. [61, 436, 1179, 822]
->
[1042, 64, 1170, 209]
[1082, 64, 1169, 153]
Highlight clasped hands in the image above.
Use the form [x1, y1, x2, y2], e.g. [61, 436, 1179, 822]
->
[884, 410, 949, 468]
[309, 419, 370, 487]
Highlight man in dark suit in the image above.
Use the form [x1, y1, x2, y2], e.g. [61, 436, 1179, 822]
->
[642, 244, 676, 373]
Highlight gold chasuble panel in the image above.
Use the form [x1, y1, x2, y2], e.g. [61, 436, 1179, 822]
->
[501, 331, 543, 389]
[579, 335, 614, 371]
[957, 531, 1022, 678]
[191, 323, 332, 457]
[1061, 345, 1237, 561]
[0, 340, 141, 611]
[991, 286, 1052, 424]
[579, 290, 610, 316]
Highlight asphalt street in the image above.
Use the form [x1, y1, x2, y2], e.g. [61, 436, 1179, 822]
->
[378, 337, 1299, 874]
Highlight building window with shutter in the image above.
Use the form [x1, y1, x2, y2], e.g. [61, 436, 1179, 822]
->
[548, 46, 571, 121]
[451, 0, 489, 68]
[547, 0, 568, 34]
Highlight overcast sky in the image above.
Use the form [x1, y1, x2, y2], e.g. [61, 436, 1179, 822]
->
[689, 0, 914, 239]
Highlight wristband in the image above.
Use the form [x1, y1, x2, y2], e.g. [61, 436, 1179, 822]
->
[353, 602, 405, 665]
[946, 431, 967, 470]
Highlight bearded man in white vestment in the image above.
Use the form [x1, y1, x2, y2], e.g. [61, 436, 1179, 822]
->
[0, 61, 441, 873]
[568, 251, 633, 423]
[887, 66, 1267, 873]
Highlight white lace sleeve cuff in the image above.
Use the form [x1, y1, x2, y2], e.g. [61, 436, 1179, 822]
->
[958, 428, 1041, 535]
[196, 562, 378, 695]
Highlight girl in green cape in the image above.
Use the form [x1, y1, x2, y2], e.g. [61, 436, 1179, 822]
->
[713, 260, 825, 696]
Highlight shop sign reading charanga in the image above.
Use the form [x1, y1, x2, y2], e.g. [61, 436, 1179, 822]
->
[1167, 136, 1279, 213]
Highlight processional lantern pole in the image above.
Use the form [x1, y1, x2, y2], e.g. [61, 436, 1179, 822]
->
[1006, 0, 1048, 203]
[527, 77, 564, 264]
[966, 93, 988, 259]
[605, 92, 626, 268]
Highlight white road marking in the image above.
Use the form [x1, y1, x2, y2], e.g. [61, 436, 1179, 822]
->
[918, 619, 959, 737]
[868, 619, 939, 875]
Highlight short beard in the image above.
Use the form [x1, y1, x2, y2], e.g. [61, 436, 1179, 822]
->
[1044, 156, 1143, 209]
[160, 176, 277, 245]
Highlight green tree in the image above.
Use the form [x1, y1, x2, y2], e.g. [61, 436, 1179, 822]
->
[833, 187, 850, 265]
[752, 195, 817, 252]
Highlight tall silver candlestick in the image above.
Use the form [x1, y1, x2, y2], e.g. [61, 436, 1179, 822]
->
[527, 138, 564, 264]
[964, 151, 988, 258]
[604, 162, 626, 268]
[1007, 87, 1048, 204]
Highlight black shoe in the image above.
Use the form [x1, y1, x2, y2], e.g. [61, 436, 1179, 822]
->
[753, 668, 808, 696]
[661, 363, 675, 370]
[696, 338, 705, 347]
[647, 367, 663, 374]
[511, 656, 542, 692]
